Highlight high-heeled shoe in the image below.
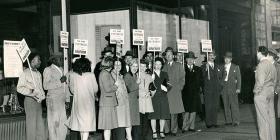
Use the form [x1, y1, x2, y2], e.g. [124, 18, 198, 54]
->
[159, 132, 165, 139]
[152, 132, 158, 139]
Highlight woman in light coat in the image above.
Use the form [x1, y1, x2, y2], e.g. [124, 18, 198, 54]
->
[111, 59, 132, 140]
[66, 58, 98, 140]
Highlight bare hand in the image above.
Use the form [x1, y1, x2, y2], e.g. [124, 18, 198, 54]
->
[152, 74, 155, 80]
[115, 80, 120, 86]
[236, 89, 241, 94]
[150, 90, 156, 97]
[161, 84, 168, 92]
[136, 78, 141, 84]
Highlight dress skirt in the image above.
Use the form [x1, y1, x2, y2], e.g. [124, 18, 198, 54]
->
[148, 91, 170, 119]
[98, 106, 118, 130]
[116, 101, 131, 127]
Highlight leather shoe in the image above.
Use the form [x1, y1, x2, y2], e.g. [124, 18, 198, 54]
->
[206, 125, 213, 128]
[213, 125, 219, 128]
[189, 129, 197, 132]
[233, 123, 239, 127]
[182, 130, 187, 133]
[225, 123, 232, 126]
[171, 133, 177, 136]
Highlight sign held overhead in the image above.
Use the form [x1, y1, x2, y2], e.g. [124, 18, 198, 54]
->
[110, 29, 124, 44]
[74, 39, 88, 56]
[60, 31, 69, 48]
[17, 39, 31, 62]
[177, 39, 189, 53]
[201, 39, 212, 52]
[147, 37, 162, 52]
[133, 29, 144, 46]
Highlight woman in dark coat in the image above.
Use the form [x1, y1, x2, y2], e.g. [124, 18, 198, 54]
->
[148, 57, 171, 139]
[182, 52, 203, 132]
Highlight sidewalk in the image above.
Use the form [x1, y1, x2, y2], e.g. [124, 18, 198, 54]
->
[88, 104, 259, 140]
[164, 104, 258, 140]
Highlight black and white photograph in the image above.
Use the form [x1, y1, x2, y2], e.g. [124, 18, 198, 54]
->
[0, 0, 280, 140]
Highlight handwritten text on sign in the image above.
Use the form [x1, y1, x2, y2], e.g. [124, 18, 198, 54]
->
[74, 39, 88, 55]
[201, 40, 212, 52]
[4, 40, 23, 78]
[177, 39, 189, 53]
[60, 31, 69, 48]
[17, 39, 31, 62]
[133, 29, 144, 46]
[110, 29, 124, 44]
[147, 37, 162, 52]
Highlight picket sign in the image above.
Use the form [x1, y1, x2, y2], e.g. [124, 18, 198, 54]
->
[177, 39, 189, 53]
[60, 31, 69, 48]
[110, 29, 124, 44]
[74, 39, 88, 57]
[147, 37, 162, 52]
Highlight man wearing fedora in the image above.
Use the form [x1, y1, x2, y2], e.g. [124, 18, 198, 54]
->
[163, 47, 185, 136]
[221, 52, 241, 127]
[182, 51, 203, 132]
[201, 50, 223, 128]
[121, 50, 134, 75]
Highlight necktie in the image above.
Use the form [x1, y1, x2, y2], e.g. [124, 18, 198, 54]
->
[224, 65, 227, 81]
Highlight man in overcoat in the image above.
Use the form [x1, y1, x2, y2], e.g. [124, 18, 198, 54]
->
[201, 51, 223, 128]
[182, 51, 203, 132]
[163, 47, 185, 136]
[254, 46, 277, 140]
[221, 52, 241, 126]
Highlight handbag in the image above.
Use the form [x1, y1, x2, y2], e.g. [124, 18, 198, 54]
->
[149, 82, 157, 91]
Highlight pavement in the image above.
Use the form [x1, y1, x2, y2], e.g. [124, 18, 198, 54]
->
[89, 104, 259, 140]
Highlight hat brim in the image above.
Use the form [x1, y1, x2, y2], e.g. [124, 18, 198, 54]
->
[224, 56, 232, 58]
[185, 56, 198, 59]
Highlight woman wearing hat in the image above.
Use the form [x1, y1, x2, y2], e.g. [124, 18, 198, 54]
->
[98, 56, 119, 140]
[182, 51, 203, 132]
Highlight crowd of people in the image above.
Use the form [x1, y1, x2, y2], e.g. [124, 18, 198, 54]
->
[16, 44, 280, 140]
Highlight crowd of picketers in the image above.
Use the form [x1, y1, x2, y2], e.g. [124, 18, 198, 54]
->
[16, 44, 280, 140]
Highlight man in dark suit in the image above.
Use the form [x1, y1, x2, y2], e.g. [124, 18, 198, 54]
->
[182, 51, 203, 132]
[221, 52, 241, 126]
[201, 51, 223, 128]
[120, 51, 133, 75]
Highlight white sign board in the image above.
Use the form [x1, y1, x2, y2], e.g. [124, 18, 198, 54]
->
[60, 31, 69, 48]
[3, 40, 23, 78]
[17, 39, 31, 62]
[133, 29, 144, 46]
[74, 39, 88, 55]
[110, 29, 124, 44]
[177, 39, 189, 53]
[201, 40, 212, 52]
[147, 37, 162, 52]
